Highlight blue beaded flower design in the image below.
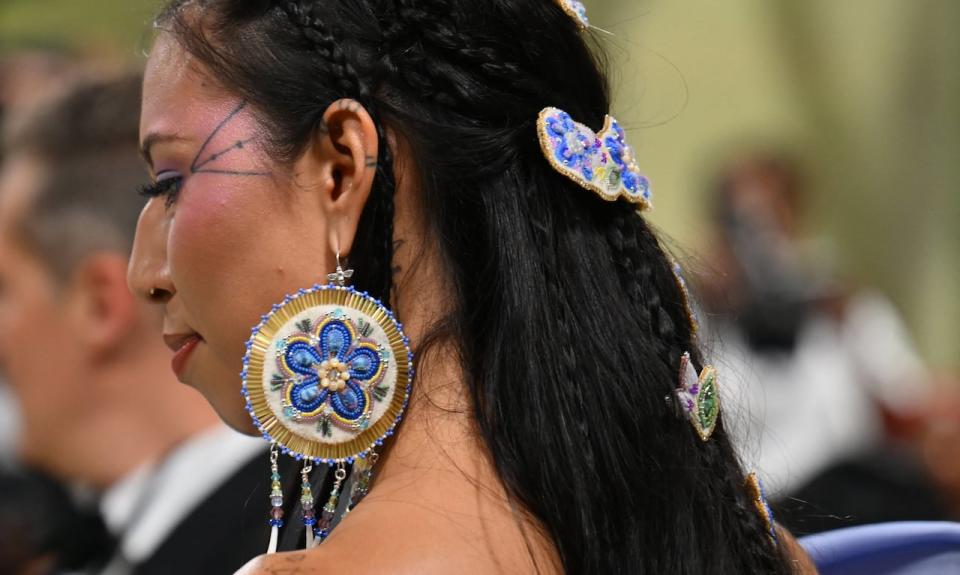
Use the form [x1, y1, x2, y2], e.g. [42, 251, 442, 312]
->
[556, 0, 590, 30]
[242, 285, 413, 464]
[604, 121, 651, 201]
[543, 110, 603, 183]
[537, 107, 652, 209]
[278, 314, 386, 429]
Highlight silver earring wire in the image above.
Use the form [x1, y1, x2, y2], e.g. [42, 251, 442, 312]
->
[327, 251, 354, 287]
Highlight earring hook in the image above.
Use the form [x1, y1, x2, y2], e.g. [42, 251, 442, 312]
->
[327, 250, 354, 287]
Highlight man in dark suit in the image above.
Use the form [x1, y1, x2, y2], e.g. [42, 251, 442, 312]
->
[0, 71, 303, 574]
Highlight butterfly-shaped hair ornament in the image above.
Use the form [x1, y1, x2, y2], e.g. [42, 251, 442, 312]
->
[672, 352, 720, 441]
[537, 107, 652, 210]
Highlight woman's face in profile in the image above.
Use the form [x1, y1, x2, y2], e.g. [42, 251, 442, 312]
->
[129, 34, 334, 433]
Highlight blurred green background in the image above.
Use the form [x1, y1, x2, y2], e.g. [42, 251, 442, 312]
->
[1, 0, 956, 369]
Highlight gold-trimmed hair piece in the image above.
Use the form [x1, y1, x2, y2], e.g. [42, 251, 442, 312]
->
[537, 107, 653, 210]
[556, 0, 590, 30]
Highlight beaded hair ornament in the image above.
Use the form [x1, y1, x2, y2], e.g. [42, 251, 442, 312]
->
[551, 0, 773, 555]
[557, 0, 589, 30]
[673, 352, 720, 441]
[537, 107, 653, 210]
[242, 257, 413, 551]
[745, 472, 778, 546]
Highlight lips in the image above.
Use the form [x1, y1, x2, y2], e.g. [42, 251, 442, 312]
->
[164, 333, 203, 378]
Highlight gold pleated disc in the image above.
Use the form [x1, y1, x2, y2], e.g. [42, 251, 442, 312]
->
[241, 285, 412, 463]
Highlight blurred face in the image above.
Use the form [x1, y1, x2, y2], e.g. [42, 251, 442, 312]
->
[129, 34, 333, 433]
[0, 155, 89, 463]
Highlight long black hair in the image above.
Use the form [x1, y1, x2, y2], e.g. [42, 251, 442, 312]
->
[156, 1, 794, 572]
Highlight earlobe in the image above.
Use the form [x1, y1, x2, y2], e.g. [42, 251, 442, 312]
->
[312, 99, 380, 258]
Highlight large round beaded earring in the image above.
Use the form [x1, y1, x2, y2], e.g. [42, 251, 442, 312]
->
[242, 253, 413, 552]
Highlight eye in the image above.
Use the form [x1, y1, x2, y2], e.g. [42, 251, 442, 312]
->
[138, 172, 183, 209]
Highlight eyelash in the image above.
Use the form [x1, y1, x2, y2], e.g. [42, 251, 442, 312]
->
[139, 175, 183, 208]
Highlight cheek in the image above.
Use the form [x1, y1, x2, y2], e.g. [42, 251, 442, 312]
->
[168, 177, 329, 360]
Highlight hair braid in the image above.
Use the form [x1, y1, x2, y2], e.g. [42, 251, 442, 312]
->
[605, 207, 789, 569]
[363, 121, 397, 303]
[275, 1, 397, 303]
[280, 1, 370, 100]
[376, 0, 527, 108]
[606, 209, 684, 367]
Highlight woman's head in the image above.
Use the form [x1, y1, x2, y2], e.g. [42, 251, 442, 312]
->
[131, 30, 386, 429]
[129, 0, 604, 432]
[129, 1, 792, 572]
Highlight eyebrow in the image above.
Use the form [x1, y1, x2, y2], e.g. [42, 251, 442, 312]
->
[139, 132, 192, 168]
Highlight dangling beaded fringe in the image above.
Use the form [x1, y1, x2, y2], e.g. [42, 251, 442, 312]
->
[265, 450, 383, 552]
[300, 461, 316, 549]
[310, 463, 345, 546]
[347, 452, 378, 513]
[266, 444, 284, 554]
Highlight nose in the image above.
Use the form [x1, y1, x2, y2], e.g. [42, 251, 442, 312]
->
[128, 198, 175, 303]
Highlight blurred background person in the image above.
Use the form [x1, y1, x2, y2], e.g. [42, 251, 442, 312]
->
[0, 71, 287, 574]
[0, 49, 77, 467]
[696, 150, 951, 532]
[586, 0, 959, 536]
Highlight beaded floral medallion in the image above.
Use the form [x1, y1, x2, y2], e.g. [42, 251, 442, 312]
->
[242, 285, 413, 464]
[557, 0, 589, 30]
[537, 107, 652, 209]
[675, 352, 720, 441]
[745, 471, 778, 546]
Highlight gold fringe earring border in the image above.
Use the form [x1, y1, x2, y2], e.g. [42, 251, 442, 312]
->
[241, 285, 413, 464]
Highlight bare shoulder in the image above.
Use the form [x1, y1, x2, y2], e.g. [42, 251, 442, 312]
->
[235, 498, 561, 575]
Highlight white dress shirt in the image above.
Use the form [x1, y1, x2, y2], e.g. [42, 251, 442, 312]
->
[99, 424, 266, 574]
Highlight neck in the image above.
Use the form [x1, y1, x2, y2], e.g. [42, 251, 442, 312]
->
[359, 231, 561, 572]
[374, 226, 501, 505]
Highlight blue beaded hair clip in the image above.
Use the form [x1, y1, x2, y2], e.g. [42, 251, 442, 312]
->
[537, 107, 652, 210]
[557, 0, 589, 30]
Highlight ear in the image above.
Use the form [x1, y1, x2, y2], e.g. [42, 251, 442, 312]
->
[65, 254, 138, 357]
[296, 99, 380, 258]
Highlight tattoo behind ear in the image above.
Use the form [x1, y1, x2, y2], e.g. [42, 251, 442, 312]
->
[191, 100, 270, 177]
